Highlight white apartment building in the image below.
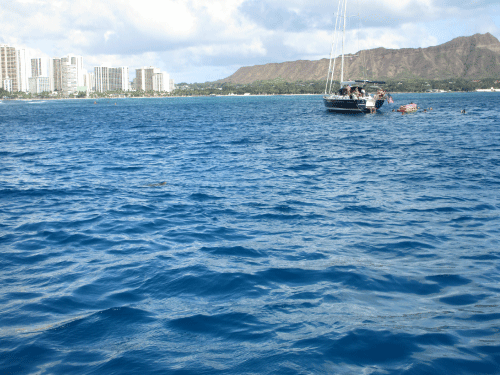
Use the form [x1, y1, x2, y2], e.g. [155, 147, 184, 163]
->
[136, 66, 172, 92]
[31, 57, 47, 78]
[50, 55, 85, 95]
[62, 60, 77, 95]
[29, 76, 50, 94]
[84, 72, 95, 92]
[3, 79, 13, 92]
[17, 49, 30, 92]
[63, 55, 84, 87]
[136, 67, 158, 91]
[1, 45, 37, 93]
[94, 66, 129, 92]
[152, 72, 170, 92]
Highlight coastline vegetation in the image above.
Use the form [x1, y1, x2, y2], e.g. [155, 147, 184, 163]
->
[173, 78, 500, 96]
[1, 78, 499, 100]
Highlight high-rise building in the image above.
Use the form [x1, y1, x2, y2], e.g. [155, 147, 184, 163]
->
[61, 60, 77, 95]
[29, 76, 50, 94]
[136, 66, 172, 92]
[0, 44, 19, 92]
[94, 66, 108, 92]
[152, 72, 170, 92]
[136, 67, 159, 91]
[31, 58, 47, 78]
[50, 58, 62, 92]
[94, 66, 129, 92]
[50, 55, 85, 95]
[144, 67, 158, 91]
[3, 79, 13, 92]
[61, 55, 84, 90]
[84, 72, 94, 92]
[135, 68, 146, 91]
[110, 67, 129, 92]
[17, 49, 30, 92]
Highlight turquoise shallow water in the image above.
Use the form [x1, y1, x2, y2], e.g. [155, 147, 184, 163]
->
[0, 93, 499, 374]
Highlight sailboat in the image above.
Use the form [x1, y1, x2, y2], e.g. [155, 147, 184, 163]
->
[323, 0, 391, 113]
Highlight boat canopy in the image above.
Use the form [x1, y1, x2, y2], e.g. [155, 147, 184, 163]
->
[354, 80, 386, 84]
[340, 81, 357, 86]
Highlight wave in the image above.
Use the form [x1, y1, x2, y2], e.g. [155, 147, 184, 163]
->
[1, 93, 499, 374]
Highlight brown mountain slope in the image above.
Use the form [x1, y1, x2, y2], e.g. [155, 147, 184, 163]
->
[220, 33, 500, 84]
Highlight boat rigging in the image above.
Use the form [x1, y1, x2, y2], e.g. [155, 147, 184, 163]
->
[323, 0, 392, 113]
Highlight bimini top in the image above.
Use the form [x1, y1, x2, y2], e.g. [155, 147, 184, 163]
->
[354, 80, 387, 85]
[340, 81, 357, 86]
[341, 80, 387, 87]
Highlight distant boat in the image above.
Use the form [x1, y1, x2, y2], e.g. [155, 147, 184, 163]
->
[323, 0, 391, 113]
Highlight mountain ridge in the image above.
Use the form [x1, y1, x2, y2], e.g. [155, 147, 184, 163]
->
[220, 33, 500, 84]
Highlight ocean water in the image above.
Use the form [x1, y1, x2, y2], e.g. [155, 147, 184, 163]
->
[1, 93, 499, 374]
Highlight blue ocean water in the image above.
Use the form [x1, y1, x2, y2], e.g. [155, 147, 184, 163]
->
[0, 93, 499, 374]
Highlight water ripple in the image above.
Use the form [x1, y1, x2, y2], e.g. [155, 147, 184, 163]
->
[1, 94, 500, 374]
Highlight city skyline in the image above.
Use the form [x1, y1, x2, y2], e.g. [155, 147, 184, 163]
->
[0, 0, 499, 83]
[1, 45, 174, 95]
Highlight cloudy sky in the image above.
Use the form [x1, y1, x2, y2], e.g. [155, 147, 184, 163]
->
[1, 0, 499, 83]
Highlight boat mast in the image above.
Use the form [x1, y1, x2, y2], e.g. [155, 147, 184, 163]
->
[325, 0, 343, 95]
[340, 0, 347, 85]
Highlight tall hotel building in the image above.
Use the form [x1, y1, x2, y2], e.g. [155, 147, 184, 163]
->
[31, 58, 47, 78]
[29, 77, 50, 94]
[84, 72, 95, 92]
[94, 66, 129, 92]
[17, 49, 30, 92]
[1, 45, 19, 92]
[136, 67, 172, 92]
[62, 59, 77, 95]
[50, 55, 85, 95]
[28, 57, 49, 94]
[50, 58, 63, 92]
[136, 67, 157, 91]
[0, 45, 31, 92]
[152, 72, 170, 92]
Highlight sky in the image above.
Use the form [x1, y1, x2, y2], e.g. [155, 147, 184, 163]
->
[1, 0, 499, 83]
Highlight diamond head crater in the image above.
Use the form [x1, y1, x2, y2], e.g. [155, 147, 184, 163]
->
[177, 33, 500, 95]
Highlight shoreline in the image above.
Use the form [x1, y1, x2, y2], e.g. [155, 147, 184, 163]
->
[1, 91, 495, 102]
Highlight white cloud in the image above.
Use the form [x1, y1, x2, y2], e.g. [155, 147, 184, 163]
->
[124, 0, 197, 39]
[0, 0, 499, 82]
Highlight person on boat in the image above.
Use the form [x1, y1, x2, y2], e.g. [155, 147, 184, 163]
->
[350, 86, 357, 99]
[353, 88, 360, 99]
